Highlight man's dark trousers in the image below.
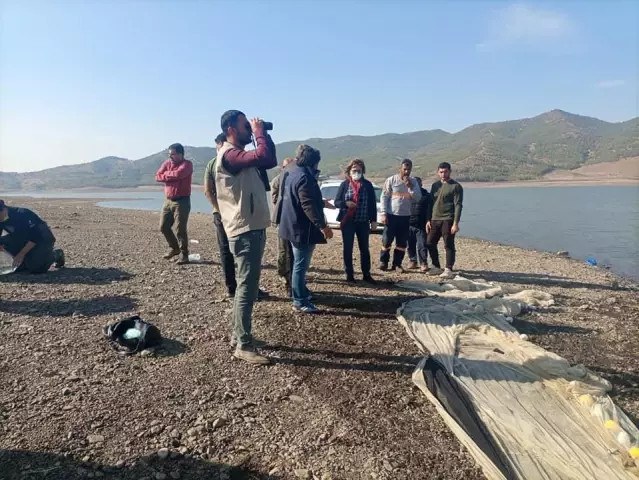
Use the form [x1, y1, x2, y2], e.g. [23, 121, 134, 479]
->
[427, 219, 456, 269]
[160, 197, 190, 255]
[213, 212, 236, 294]
[380, 214, 410, 268]
[277, 237, 293, 286]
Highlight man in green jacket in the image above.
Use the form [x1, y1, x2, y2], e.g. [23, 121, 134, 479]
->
[426, 162, 463, 280]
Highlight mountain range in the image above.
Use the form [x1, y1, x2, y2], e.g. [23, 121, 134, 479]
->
[1, 109, 638, 191]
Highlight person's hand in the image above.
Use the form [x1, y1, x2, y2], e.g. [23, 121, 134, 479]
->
[249, 118, 263, 133]
[12, 252, 25, 269]
[345, 201, 356, 208]
[451, 223, 459, 235]
[371, 221, 378, 231]
[380, 214, 387, 225]
[323, 199, 336, 210]
[426, 221, 431, 233]
[322, 227, 333, 240]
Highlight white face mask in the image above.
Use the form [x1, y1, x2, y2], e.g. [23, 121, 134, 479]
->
[351, 171, 362, 181]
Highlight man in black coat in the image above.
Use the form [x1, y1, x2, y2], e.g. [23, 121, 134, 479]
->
[278, 145, 333, 313]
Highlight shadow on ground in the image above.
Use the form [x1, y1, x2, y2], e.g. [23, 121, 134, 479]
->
[155, 338, 190, 357]
[186, 260, 216, 266]
[512, 317, 593, 335]
[0, 267, 133, 285]
[264, 344, 421, 374]
[311, 277, 396, 288]
[463, 270, 625, 291]
[0, 449, 277, 480]
[0, 296, 137, 317]
[312, 290, 423, 317]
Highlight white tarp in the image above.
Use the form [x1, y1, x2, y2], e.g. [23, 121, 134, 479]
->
[397, 276, 639, 480]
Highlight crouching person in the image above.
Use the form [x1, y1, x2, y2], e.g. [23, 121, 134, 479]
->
[0, 199, 65, 273]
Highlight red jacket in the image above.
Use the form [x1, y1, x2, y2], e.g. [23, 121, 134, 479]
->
[155, 159, 193, 199]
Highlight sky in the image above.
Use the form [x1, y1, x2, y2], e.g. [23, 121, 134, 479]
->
[1, 0, 638, 173]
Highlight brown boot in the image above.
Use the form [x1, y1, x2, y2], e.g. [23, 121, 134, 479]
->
[176, 254, 190, 265]
[163, 249, 180, 260]
[233, 346, 270, 365]
[407, 261, 418, 269]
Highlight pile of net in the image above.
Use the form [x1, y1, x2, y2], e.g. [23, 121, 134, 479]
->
[397, 275, 639, 480]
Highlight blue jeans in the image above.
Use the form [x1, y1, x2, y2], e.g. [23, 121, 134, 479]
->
[291, 243, 315, 307]
[228, 229, 266, 347]
[408, 226, 428, 266]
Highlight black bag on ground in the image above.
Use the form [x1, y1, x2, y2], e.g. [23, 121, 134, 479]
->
[103, 315, 162, 355]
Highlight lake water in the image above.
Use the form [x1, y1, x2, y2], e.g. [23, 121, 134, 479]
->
[3, 185, 638, 280]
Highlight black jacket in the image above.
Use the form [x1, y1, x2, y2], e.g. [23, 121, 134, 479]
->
[270, 167, 292, 225]
[333, 178, 377, 223]
[278, 165, 327, 245]
[0, 206, 56, 255]
[409, 188, 433, 228]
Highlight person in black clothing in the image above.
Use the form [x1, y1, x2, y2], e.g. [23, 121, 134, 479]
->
[270, 156, 294, 295]
[407, 177, 432, 272]
[0, 199, 65, 274]
[278, 144, 333, 314]
[334, 158, 378, 283]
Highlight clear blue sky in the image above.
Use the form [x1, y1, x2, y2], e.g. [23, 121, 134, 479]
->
[1, 0, 637, 173]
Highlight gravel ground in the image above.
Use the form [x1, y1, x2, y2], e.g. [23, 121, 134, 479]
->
[1, 199, 637, 480]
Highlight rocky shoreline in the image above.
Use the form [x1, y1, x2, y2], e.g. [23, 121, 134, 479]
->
[1, 199, 638, 480]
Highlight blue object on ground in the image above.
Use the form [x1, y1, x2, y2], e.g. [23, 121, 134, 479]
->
[586, 257, 597, 266]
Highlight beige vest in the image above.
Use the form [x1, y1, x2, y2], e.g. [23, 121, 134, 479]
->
[214, 142, 270, 238]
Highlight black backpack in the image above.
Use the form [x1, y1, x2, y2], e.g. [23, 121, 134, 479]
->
[103, 315, 163, 355]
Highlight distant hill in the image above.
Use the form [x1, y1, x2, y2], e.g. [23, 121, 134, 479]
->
[1, 109, 638, 190]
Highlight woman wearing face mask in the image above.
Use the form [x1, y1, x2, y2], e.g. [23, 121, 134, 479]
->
[278, 144, 333, 313]
[334, 159, 378, 283]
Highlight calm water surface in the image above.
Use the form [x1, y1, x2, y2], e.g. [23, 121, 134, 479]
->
[3, 185, 638, 280]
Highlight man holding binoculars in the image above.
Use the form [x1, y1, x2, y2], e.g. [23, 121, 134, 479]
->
[214, 110, 277, 365]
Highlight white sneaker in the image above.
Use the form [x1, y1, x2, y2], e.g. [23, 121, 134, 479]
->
[427, 267, 443, 276]
[439, 268, 456, 280]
